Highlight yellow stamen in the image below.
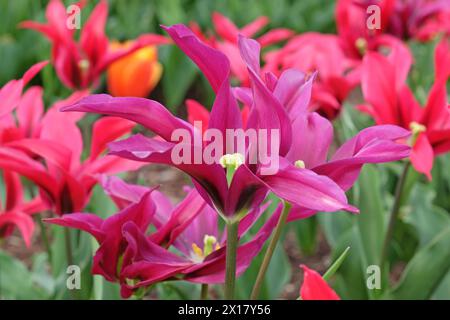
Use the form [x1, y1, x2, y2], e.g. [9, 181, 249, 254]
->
[355, 38, 368, 55]
[219, 153, 245, 170]
[295, 160, 306, 169]
[409, 121, 426, 146]
[78, 59, 90, 72]
[409, 121, 426, 134]
[192, 243, 204, 258]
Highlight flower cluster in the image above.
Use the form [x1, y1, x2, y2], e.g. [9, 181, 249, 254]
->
[0, 0, 448, 301]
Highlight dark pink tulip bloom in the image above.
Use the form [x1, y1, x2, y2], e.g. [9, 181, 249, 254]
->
[20, 0, 169, 90]
[190, 12, 293, 85]
[300, 265, 340, 300]
[0, 171, 48, 247]
[183, 47, 410, 222]
[232, 36, 410, 219]
[337, 0, 450, 46]
[360, 37, 449, 179]
[45, 186, 157, 287]
[62, 24, 359, 219]
[47, 176, 276, 298]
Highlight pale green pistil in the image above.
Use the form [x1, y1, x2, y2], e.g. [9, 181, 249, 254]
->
[220, 153, 245, 186]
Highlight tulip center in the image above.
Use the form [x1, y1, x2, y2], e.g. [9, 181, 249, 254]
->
[409, 121, 426, 145]
[220, 153, 245, 185]
[191, 235, 220, 261]
[294, 160, 306, 169]
[78, 59, 90, 74]
[355, 38, 368, 55]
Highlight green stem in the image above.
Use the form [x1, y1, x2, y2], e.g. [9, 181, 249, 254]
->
[251, 201, 291, 300]
[380, 161, 411, 270]
[64, 228, 76, 300]
[200, 284, 209, 300]
[37, 215, 52, 264]
[224, 220, 239, 300]
[64, 228, 74, 267]
[91, 238, 103, 300]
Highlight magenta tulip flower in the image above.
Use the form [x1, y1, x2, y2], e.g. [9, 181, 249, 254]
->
[47, 176, 278, 298]
[61, 24, 359, 221]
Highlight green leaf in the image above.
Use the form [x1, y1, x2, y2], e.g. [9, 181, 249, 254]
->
[388, 227, 450, 299]
[0, 250, 49, 299]
[291, 216, 318, 256]
[323, 246, 350, 281]
[160, 45, 199, 111]
[403, 184, 450, 247]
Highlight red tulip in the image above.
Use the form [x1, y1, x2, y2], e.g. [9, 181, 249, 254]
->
[360, 37, 450, 179]
[336, 0, 450, 50]
[300, 265, 340, 300]
[20, 0, 169, 90]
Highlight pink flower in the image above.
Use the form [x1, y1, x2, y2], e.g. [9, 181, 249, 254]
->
[336, 0, 413, 60]
[0, 171, 47, 247]
[62, 24, 359, 219]
[360, 37, 450, 179]
[20, 0, 169, 90]
[0, 90, 143, 214]
[0, 61, 47, 119]
[190, 12, 293, 85]
[47, 176, 278, 298]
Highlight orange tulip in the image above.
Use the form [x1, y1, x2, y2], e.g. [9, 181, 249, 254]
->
[107, 41, 163, 97]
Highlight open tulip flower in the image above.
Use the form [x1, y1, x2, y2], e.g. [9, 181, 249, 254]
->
[0, 88, 143, 215]
[360, 37, 450, 179]
[107, 42, 163, 98]
[186, 35, 411, 221]
[47, 175, 279, 298]
[190, 12, 293, 85]
[20, 0, 169, 90]
[62, 24, 363, 220]
[299, 265, 340, 300]
[336, 0, 417, 60]
[337, 0, 450, 46]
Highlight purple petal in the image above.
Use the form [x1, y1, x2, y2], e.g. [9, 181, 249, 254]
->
[162, 24, 229, 93]
[45, 213, 104, 241]
[109, 134, 229, 214]
[314, 125, 411, 191]
[182, 204, 282, 283]
[61, 94, 192, 141]
[286, 112, 333, 168]
[260, 158, 358, 213]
